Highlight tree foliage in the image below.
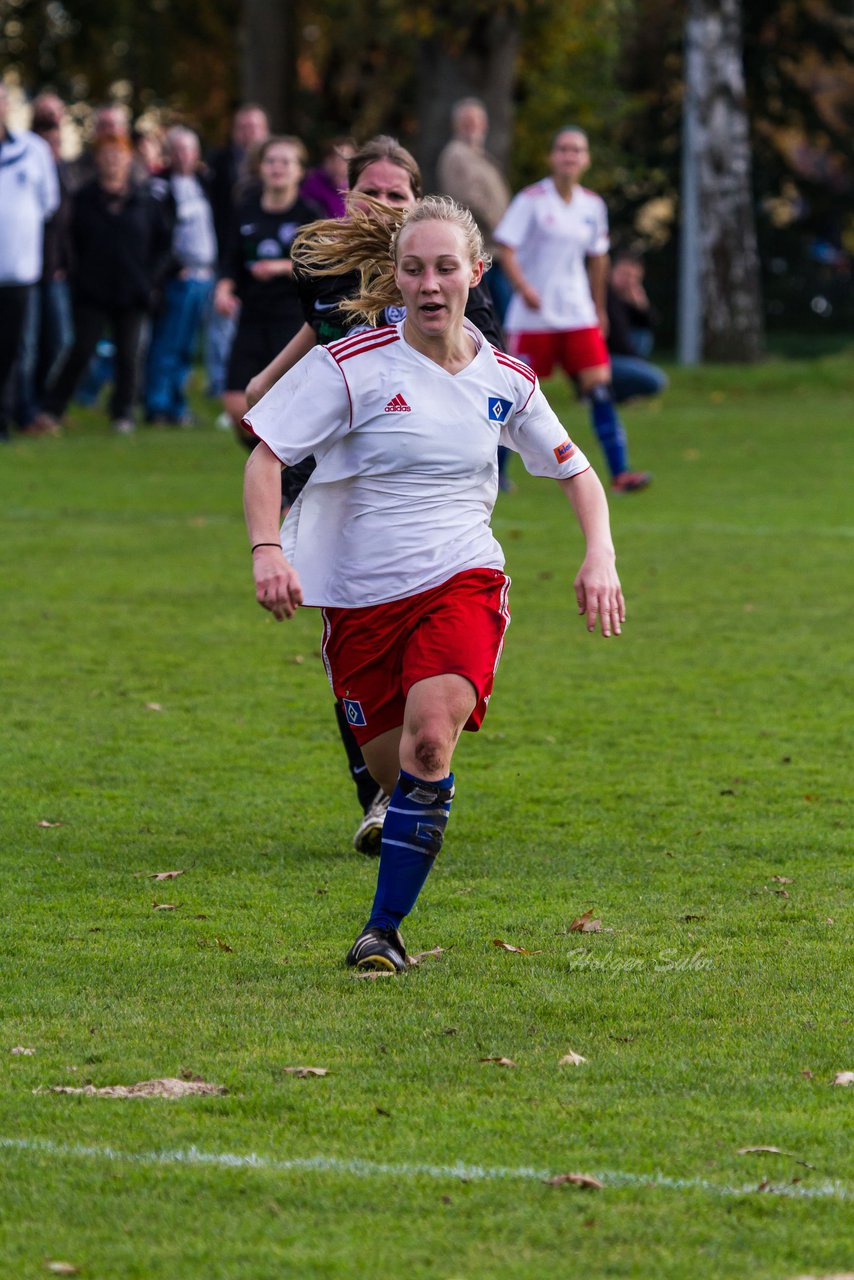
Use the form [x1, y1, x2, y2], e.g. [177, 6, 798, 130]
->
[2, 0, 850, 335]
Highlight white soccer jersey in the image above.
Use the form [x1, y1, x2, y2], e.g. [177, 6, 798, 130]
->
[494, 178, 609, 334]
[244, 320, 590, 608]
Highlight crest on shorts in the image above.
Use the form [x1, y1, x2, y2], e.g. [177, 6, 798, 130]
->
[488, 396, 512, 424]
[342, 698, 367, 727]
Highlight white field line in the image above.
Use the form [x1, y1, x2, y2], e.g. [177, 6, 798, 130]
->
[0, 1136, 847, 1200]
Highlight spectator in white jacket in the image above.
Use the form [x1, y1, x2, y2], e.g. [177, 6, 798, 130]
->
[0, 82, 59, 440]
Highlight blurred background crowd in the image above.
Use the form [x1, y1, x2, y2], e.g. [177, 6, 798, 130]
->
[0, 0, 851, 442]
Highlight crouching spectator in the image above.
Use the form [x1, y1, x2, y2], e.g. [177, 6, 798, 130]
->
[607, 253, 668, 405]
[144, 127, 217, 425]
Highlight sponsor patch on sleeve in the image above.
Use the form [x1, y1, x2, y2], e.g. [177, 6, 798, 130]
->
[554, 438, 576, 463]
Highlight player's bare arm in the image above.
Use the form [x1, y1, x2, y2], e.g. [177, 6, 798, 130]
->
[243, 442, 303, 620]
[587, 252, 610, 336]
[559, 469, 624, 638]
[497, 243, 541, 311]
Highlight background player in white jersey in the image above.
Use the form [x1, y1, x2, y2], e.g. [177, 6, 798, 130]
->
[495, 127, 651, 493]
[243, 198, 624, 973]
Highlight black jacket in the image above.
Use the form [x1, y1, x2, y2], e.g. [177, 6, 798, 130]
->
[69, 179, 174, 310]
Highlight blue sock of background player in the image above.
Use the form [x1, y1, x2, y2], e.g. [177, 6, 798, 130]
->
[587, 383, 629, 478]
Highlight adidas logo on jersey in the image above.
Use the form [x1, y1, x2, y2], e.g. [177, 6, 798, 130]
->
[384, 393, 411, 413]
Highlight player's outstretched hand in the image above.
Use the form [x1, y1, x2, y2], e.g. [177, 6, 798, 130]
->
[253, 546, 303, 620]
[574, 553, 625, 638]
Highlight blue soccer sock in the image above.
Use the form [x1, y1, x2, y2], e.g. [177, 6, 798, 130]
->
[588, 384, 629, 478]
[366, 769, 455, 932]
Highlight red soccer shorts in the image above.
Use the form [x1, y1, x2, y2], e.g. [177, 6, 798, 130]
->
[509, 327, 610, 379]
[321, 568, 511, 745]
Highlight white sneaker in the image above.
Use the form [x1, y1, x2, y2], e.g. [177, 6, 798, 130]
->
[353, 790, 389, 856]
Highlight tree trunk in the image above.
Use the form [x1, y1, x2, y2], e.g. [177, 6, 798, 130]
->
[686, 0, 764, 361]
[241, 0, 298, 131]
[416, 8, 520, 194]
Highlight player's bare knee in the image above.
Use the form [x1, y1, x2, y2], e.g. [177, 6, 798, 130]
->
[413, 734, 447, 777]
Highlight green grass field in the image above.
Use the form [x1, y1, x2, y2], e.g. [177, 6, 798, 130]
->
[1, 352, 851, 1279]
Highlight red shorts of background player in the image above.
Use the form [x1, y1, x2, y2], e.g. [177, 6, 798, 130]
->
[321, 568, 511, 746]
[509, 327, 609, 379]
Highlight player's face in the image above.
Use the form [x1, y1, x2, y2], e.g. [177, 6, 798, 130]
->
[550, 130, 590, 182]
[394, 220, 483, 341]
[260, 142, 302, 192]
[351, 160, 417, 212]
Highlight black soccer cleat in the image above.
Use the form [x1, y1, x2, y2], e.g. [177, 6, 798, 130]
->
[346, 925, 407, 973]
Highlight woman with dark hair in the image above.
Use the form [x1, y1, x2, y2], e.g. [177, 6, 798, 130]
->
[214, 135, 320, 441]
[243, 197, 624, 972]
[243, 137, 505, 857]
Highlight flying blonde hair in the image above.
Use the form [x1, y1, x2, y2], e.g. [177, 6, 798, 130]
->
[292, 195, 490, 326]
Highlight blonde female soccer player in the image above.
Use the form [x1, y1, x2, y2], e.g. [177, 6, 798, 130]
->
[243, 198, 624, 972]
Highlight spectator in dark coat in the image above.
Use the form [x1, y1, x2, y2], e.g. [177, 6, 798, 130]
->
[34, 134, 174, 435]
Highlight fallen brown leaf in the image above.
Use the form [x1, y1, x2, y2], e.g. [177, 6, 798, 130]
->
[407, 946, 446, 965]
[149, 870, 184, 881]
[771, 876, 793, 884]
[11, 1046, 35, 1055]
[775, 889, 790, 899]
[215, 938, 233, 952]
[145, 702, 164, 711]
[41, 1077, 227, 1099]
[569, 909, 602, 934]
[479, 1057, 517, 1068]
[832, 1071, 854, 1086]
[682, 914, 705, 922]
[36, 820, 65, 828]
[492, 938, 542, 954]
[46, 1263, 80, 1276]
[152, 901, 179, 911]
[546, 1172, 603, 1189]
[558, 1050, 588, 1067]
[282, 1066, 329, 1078]
[352, 970, 394, 980]
[801, 1069, 814, 1079]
